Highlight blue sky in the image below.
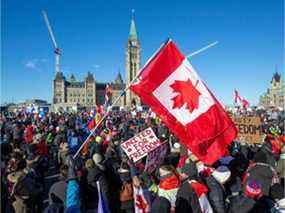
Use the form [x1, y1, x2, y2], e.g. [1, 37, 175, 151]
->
[1, 0, 283, 105]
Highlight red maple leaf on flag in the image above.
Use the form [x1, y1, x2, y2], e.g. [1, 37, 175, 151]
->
[170, 79, 201, 113]
[136, 194, 148, 213]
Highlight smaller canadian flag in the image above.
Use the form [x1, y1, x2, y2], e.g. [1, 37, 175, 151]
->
[104, 84, 113, 107]
[134, 186, 150, 213]
[190, 180, 213, 213]
[234, 89, 249, 108]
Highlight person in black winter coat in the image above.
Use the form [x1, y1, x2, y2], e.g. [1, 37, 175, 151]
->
[157, 123, 169, 141]
[227, 176, 257, 213]
[84, 153, 110, 211]
[152, 196, 171, 213]
[175, 159, 202, 213]
[245, 149, 277, 197]
[47, 165, 68, 207]
[12, 170, 44, 213]
[104, 142, 122, 213]
[118, 162, 134, 213]
[203, 166, 231, 213]
[228, 141, 249, 178]
[241, 179, 275, 213]
[228, 194, 256, 213]
[253, 140, 277, 168]
[43, 202, 64, 213]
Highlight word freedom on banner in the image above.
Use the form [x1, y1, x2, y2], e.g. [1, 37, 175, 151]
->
[233, 116, 264, 144]
[145, 142, 168, 174]
[121, 127, 161, 162]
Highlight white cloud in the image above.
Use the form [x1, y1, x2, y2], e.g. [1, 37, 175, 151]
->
[92, 64, 100, 69]
[25, 61, 37, 69]
[24, 58, 47, 71]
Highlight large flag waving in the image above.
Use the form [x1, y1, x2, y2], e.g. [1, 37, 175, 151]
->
[130, 39, 237, 165]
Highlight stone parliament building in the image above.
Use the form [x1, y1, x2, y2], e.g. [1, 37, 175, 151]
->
[53, 15, 140, 111]
[259, 72, 285, 109]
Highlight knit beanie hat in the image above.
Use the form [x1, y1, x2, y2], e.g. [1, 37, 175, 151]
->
[212, 166, 231, 184]
[92, 153, 103, 165]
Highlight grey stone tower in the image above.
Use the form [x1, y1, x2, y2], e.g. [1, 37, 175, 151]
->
[53, 72, 66, 104]
[125, 11, 141, 106]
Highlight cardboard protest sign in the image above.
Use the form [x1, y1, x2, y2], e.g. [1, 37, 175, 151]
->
[145, 142, 168, 173]
[233, 116, 264, 144]
[121, 127, 161, 162]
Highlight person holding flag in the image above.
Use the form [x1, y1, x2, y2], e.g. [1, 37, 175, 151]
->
[130, 39, 237, 165]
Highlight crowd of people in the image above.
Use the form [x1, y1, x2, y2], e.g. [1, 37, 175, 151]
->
[0, 105, 285, 213]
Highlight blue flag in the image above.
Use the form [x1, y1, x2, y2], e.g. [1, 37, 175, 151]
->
[97, 181, 110, 213]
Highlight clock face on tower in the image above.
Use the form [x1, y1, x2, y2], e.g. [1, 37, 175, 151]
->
[131, 41, 137, 46]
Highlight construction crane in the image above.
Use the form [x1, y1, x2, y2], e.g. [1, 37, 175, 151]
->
[42, 10, 61, 73]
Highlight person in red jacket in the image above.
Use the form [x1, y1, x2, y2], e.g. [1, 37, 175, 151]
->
[24, 124, 34, 144]
[34, 134, 48, 156]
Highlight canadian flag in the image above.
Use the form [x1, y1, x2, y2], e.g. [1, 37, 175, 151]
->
[134, 186, 150, 213]
[104, 84, 113, 107]
[190, 180, 213, 213]
[130, 40, 237, 165]
[234, 89, 249, 108]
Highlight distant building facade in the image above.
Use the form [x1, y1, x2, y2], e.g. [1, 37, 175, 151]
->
[259, 72, 285, 109]
[52, 14, 140, 110]
[4, 99, 51, 113]
[53, 72, 124, 111]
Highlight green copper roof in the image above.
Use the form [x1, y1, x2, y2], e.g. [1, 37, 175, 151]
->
[129, 18, 137, 40]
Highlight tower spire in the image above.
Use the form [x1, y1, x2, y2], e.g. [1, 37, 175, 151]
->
[129, 9, 137, 40]
[115, 68, 123, 84]
[131, 9, 135, 20]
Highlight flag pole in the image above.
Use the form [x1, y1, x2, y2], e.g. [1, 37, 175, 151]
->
[73, 40, 219, 159]
[186, 41, 218, 58]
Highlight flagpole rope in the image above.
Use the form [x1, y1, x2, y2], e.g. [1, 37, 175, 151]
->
[73, 40, 219, 159]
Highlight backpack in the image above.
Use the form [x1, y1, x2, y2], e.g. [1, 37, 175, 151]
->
[120, 182, 133, 202]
